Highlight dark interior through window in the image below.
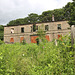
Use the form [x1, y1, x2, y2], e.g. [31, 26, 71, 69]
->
[21, 27, 24, 33]
[57, 24, 61, 30]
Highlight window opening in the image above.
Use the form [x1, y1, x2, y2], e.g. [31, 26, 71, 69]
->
[45, 25, 49, 31]
[57, 24, 61, 30]
[11, 28, 14, 33]
[21, 27, 24, 33]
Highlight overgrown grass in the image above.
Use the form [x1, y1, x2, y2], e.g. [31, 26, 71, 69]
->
[0, 35, 75, 75]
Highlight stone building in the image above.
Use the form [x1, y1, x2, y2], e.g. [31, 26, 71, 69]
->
[4, 21, 71, 43]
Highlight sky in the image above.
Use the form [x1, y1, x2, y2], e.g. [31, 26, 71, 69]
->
[0, 0, 72, 25]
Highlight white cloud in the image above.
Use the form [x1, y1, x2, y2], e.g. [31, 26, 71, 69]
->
[0, 0, 72, 25]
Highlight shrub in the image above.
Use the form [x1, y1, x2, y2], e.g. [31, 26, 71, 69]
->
[0, 34, 75, 75]
[0, 40, 4, 45]
[21, 39, 26, 45]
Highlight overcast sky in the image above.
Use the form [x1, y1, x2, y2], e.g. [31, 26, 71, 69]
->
[0, 0, 72, 25]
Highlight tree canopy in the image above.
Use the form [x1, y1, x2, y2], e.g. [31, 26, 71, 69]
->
[7, 1, 75, 26]
[0, 25, 4, 40]
[68, 0, 75, 26]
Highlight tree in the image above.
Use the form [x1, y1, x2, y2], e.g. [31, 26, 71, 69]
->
[7, 20, 15, 26]
[39, 9, 64, 22]
[6, 0, 74, 26]
[0, 25, 4, 40]
[53, 9, 64, 21]
[68, 10, 75, 26]
[7, 19, 25, 26]
[63, 2, 73, 20]
[68, 0, 75, 26]
[24, 17, 30, 24]
[7, 13, 39, 26]
[73, 0, 75, 1]
[28, 13, 39, 23]
[40, 10, 54, 22]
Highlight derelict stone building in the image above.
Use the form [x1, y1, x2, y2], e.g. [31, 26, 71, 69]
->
[4, 20, 71, 43]
[4, 21, 71, 43]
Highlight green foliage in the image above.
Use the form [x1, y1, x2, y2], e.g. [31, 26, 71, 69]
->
[0, 25, 4, 31]
[7, 1, 75, 26]
[36, 37, 39, 45]
[0, 25, 4, 40]
[37, 24, 47, 43]
[21, 39, 26, 45]
[68, 10, 75, 26]
[40, 9, 64, 22]
[0, 34, 74, 75]
[64, 0, 75, 25]
[7, 13, 39, 26]
[63, 1, 75, 26]
[28, 13, 39, 24]
[33, 24, 36, 32]
[0, 40, 4, 45]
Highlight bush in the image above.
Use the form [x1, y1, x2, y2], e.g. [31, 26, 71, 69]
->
[0, 35, 75, 75]
[0, 40, 4, 45]
[21, 39, 26, 45]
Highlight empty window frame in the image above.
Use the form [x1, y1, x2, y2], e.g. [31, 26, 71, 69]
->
[45, 25, 49, 31]
[57, 24, 61, 30]
[21, 27, 24, 33]
[11, 28, 14, 33]
[33, 24, 36, 32]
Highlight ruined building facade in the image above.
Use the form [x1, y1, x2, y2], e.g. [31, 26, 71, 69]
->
[4, 21, 71, 43]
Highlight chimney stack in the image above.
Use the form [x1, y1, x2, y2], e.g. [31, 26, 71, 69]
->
[52, 15, 54, 21]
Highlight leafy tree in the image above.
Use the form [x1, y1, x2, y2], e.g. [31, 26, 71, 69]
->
[53, 9, 64, 21]
[39, 10, 54, 22]
[68, 10, 75, 26]
[63, 2, 73, 20]
[68, 0, 75, 26]
[28, 13, 39, 23]
[24, 17, 30, 24]
[15, 19, 24, 25]
[7, 20, 15, 26]
[6, 0, 75, 26]
[7, 19, 24, 26]
[39, 9, 64, 22]
[7, 13, 39, 26]
[0, 25, 4, 40]
[73, 0, 75, 1]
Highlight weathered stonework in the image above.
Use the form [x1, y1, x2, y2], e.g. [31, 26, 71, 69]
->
[4, 21, 71, 43]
